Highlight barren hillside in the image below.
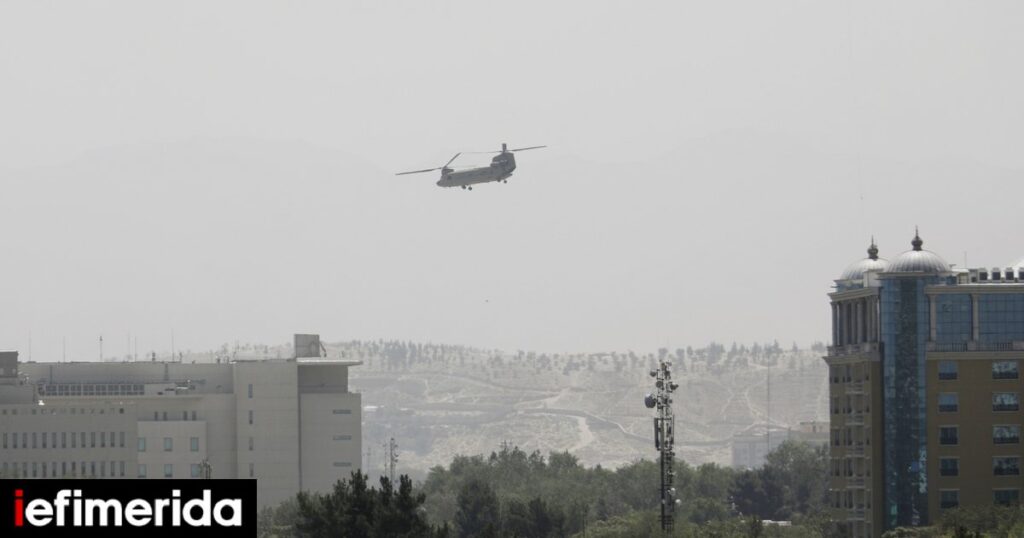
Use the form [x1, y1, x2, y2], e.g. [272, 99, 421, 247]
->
[335, 340, 828, 479]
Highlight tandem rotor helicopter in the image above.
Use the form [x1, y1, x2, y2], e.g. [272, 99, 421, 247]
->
[396, 143, 546, 190]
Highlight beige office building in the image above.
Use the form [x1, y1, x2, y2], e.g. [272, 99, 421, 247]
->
[827, 234, 1024, 537]
[0, 337, 361, 509]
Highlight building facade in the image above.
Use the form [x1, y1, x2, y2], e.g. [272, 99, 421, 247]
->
[826, 233, 1024, 537]
[0, 339, 361, 509]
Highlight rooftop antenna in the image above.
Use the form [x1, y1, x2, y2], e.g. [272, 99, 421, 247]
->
[62, 337, 66, 363]
[171, 330, 175, 363]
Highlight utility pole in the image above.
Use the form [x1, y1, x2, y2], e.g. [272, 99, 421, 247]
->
[645, 358, 679, 533]
[199, 458, 212, 479]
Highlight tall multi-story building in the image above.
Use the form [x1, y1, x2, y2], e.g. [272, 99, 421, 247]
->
[0, 335, 361, 509]
[826, 232, 1024, 537]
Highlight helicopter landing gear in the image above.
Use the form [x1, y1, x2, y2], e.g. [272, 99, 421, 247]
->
[468, 186, 473, 191]
[503, 180, 508, 183]
[460, 185, 466, 190]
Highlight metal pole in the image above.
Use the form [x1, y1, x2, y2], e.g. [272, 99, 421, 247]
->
[646, 359, 678, 533]
[767, 360, 771, 458]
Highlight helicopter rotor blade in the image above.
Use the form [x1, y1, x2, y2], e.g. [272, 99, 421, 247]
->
[395, 167, 440, 176]
[463, 145, 547, 155]
[396, 152, 460, 176]
[443, 152, 461, 168]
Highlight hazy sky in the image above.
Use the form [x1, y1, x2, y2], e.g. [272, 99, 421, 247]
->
[2, 2, 1024, 360]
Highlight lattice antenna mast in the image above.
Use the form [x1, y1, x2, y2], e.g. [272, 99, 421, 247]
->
[385, 437, 399, 484]
[645, 358, 679, 532]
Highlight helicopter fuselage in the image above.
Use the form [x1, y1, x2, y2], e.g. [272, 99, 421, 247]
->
[437, 153, 516, 188]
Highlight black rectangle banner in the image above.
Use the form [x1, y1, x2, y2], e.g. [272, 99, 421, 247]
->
[0, 480, 255, 537]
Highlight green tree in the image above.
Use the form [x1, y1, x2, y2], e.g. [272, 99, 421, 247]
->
[761, 440, 828, 518]
[454, 479, 500, 538]
[729, 470, 764, 518]
[290, 472, 441, 538]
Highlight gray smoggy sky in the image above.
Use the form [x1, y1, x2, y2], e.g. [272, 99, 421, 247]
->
[2, 2, 1023, 360]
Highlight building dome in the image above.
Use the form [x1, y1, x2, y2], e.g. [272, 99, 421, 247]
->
[887, 230, 950, 273]
[839, 240, 890, 280]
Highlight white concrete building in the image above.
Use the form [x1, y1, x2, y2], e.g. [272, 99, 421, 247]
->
[0, 343, 361, 509]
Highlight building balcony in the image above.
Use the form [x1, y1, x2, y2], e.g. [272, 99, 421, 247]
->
[849, 445, 866, 456]
[847, 509, 866, 521]
[847, 414, 864, 426]
[828, 342, 881, 358]
[927, 341, 1024, 353]
[847, 381, 865, 394]
[848, 477, 866, 488]
[927, 342, 968, 353]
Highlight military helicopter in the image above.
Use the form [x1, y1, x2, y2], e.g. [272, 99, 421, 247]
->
[396, 143, 546, 190]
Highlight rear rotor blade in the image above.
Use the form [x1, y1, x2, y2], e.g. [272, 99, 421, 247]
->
[463, 145, 547, 154]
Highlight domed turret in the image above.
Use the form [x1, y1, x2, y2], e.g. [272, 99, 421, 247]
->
[839, 238, 890, 280]
[888, 228, 950, 273]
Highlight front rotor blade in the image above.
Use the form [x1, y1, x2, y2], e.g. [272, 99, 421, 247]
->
[443, 152, 462, 168]
[508, 145, 546, 152]
[395, 167, 439, 176]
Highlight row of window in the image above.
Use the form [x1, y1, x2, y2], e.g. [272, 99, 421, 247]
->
[830, 490, 868, 510]
[1, 461, 247, 479]
[941, 489, 1020, 509]
[138, 463, 208, 479]
[39, 383, 145, 397]
[829, 364, 869, 384]
[152, 411, 198, 421]
[831, 401, 869, 415]
[938, 360, 1020, 381]
[939, 456, 1021, 477]
[831, 428, 871, 447]
[2, 431, 126, 450]
[2, 460, 126, 478]
[938, 392, 1021, 413]
[1, 407, 124, 416]
[138, 437, 200, 452]
[935, 426, 1020, 445]
[831, 459, 868, 477]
